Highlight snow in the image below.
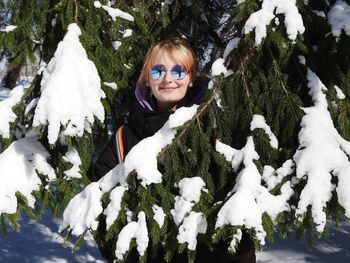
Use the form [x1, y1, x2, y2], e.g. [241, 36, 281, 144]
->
[262, 160, 295, 190]
[170, 177, 207, 250]
[103, 82, 118, 90]
[250, 114, 278, 149]
[223, 37, 240, 60]
[61, 106, 199, 238]
[211, 58, 233, 77]
[1, 210, 350, 262]
[0, 136, 56, 215]
[152, 205, 165, 228]
[198, 41, 214, 70]
[25, 98, 39, 115]
[294, 69, 350, 230]
[243, 0, 305, 45]
[0, 85, 25, 138]
[63, 148, 82, 179]
[32, 23, 105, 144]
[112, 41, 122, 51]
[124, 105, 199, 186]
[0, 212, 106, 263]
[177, 212, 207, 250]
[122, 29, 133, 38]
[60, 182, 103, 236]
[171, 177, 206, 226]
[104, 186, 126, 229]
[94, 1, 134, 22]
[328, 0, 350, 40]
[215, 137, 294, 250]
[298, 55, 306, 65]
[0, 25, 17, 32]
[115, 212, 149, 260]
[334, 85, 346, 99]
[178, 177, 207, 203]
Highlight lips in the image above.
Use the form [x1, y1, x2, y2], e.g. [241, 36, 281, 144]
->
[160, 86, 178, 90]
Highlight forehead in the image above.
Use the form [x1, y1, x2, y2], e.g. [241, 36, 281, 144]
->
[152, 50, 179, 66]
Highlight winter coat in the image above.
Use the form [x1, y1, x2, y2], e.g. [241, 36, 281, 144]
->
[89, 76, 255, 263]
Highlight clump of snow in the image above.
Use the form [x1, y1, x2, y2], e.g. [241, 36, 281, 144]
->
[94, 1, 134, 21]
[32, 23, 105, 144]
[0, 85, 27, 138]
[311, 10, 326, 18]
[63, 148, 82, 179]
[93, 1, 102, 8]
[250, 114, 278, 149]
[98, 163, 126, 193]
[334, 85, 345, 99]
[122, 29, 133, 38]
[243, 0, 305, 45]
[37, 61, 47, 75]
[171, 177, 206, 226]
[103, 82, 118, 90]
[178, 177, 207, 203]
[298, 55, 306, 65]
[0, 136, 56, 215]
[168, 106, 198, 128]
[104, 186, 126, 229]
[223, 37, 240, 60]
[215, 137, 294, 251]
[211, 58, 233, 77]
[152, 205, 165, 228]
[170, 177, 207, 250]
[25, 98, 39, 115]
[0, 25, 17, 32]
[60, 182, 103, 236]
[124, 105, 199, 186]
[177, 212, 207, 250]
[293, 68, 350, 231]
[262, 160, 295, 190]
[112, 41, 122, 51]
[328, 0, 350, 40]
[115, 212, 149, 260]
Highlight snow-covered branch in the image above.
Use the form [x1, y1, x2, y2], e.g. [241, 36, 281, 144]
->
[243, 0, 305, 44]
[293, 69, 350, 231]
[32, 23, 105, 144]
[0, 135, 55, 215]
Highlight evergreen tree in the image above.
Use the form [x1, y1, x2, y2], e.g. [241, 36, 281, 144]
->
[0, 0, 349, 262]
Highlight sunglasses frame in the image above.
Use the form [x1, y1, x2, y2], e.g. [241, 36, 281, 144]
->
[150, 64, 187, 81]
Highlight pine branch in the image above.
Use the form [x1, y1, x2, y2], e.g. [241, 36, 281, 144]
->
[238, 61, 253, 116]
[74, 0, 80, 24]
[159, 82, 222, 156]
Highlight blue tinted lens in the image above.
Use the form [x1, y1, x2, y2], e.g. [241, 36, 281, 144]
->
[171, 65, 187, 80]
[150, 64, 166, 80]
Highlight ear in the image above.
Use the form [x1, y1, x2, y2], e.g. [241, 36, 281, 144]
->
[189, 82, 193, 87]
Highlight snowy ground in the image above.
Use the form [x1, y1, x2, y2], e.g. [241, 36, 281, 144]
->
[1, 212, 349, 263]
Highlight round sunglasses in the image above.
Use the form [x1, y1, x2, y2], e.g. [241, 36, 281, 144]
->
[150, 64, 187, 80]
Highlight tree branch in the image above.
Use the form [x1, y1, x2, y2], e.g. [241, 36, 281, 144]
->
[74, 0, 80, 24]
[159, 82, 222, 156]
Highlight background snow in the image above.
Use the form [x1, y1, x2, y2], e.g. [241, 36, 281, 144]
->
[1, 212, 349, 262]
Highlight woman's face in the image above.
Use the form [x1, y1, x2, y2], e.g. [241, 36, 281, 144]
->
[148, 51, 192, 112]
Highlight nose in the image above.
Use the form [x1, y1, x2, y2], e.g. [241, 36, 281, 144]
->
[163, 70, 174, 82]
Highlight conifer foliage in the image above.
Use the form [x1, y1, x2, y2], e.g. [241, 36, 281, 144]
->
[0, 0, 350, 262]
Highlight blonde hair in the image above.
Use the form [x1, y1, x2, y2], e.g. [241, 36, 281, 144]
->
[138, 37, 198, 90]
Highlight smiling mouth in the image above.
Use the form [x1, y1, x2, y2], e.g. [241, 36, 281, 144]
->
[160, 86, 178, 90]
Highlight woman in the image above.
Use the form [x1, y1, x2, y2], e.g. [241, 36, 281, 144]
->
[90, 38, 255, 262]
